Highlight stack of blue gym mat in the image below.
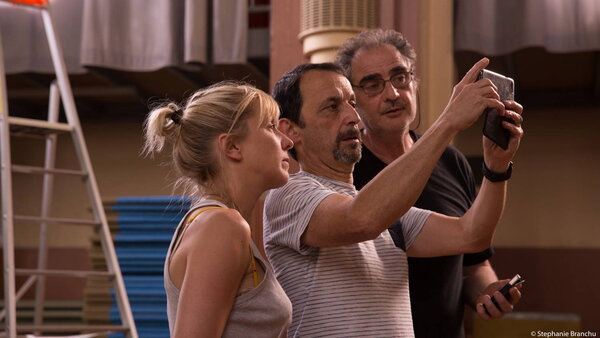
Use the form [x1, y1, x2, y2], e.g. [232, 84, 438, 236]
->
[84, 196, 191, 338]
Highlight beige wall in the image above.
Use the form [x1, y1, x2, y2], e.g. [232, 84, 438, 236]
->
[11, 117, 172, 248]
[455, 106, 600, 248]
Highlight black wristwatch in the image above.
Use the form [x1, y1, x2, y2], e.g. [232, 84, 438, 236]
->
[482, 161, 513, 182]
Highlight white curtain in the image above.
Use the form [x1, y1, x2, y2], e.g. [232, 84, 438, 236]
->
[213, 0, 247, 63]
[0, 0, 248, 74]
[80, 0, 189, 70]
[0, 0, 86, 74]
[184, 0, 208, 64]
[455, 0, 600, 55]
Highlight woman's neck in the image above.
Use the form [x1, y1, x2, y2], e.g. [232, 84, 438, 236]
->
[203, 186, 260, 221]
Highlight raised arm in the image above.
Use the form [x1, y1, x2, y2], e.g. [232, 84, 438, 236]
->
[407, 99, 524, 257]
[302, 58, 507, 247]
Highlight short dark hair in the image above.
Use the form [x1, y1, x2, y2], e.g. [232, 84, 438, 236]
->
[271, 63, 344, 159]
[336, 29, 416, 82]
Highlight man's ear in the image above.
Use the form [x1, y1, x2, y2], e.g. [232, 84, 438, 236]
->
[217, 133, 243, 161]
[278, 118, 301, 145]
[409, 88, 421, 131]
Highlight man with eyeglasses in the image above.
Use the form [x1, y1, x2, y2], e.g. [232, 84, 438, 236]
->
[264, 59, 524, 336]
[336, 29, 523, 338]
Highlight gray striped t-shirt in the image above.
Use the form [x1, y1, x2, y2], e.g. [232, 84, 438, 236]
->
[264, 171, 432, 337]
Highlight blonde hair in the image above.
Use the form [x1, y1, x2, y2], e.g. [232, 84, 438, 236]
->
[143, 82, 279, 199]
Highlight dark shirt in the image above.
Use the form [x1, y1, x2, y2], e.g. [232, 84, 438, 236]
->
[353, 131, 493, 338]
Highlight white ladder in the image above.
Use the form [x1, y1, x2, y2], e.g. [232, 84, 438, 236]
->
[0, 1, 137, 337]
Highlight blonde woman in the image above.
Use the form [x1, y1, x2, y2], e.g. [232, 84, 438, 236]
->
[143, 82, 293, 337]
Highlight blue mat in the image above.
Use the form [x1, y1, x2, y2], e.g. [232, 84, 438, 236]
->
[108, 196, 191, 337]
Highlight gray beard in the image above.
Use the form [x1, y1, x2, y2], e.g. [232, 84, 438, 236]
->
[333, 143, 362, 164]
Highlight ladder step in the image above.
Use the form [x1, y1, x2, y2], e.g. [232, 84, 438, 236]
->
[5, 116, 72, 136]
[12, 164, 87, 177]
[14, 215, 100, 226]
[15, 268, 114, 278]
[16, 324, 129, 333]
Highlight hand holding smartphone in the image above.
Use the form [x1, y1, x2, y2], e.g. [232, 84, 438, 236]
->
[478, 69, 515, 150]
[488, 274, 525, 311]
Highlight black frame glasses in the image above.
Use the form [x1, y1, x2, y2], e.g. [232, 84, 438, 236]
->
[353, 71, 414, 96]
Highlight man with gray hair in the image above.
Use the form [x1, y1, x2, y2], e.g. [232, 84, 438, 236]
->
[337, 28, 523, 338]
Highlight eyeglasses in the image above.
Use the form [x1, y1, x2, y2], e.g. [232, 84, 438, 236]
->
[352, 71, 414, 96]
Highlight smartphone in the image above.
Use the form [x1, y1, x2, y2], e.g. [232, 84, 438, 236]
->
[489, 274, 525, 310]
[477, 69, 515, 150]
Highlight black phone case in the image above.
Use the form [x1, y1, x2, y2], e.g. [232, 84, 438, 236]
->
[478, 70, 515, 150]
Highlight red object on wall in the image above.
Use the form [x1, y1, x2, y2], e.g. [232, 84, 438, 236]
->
[7, 0, 48, 6]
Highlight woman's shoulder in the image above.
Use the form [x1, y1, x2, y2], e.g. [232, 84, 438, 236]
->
[186, 208, 251, 245]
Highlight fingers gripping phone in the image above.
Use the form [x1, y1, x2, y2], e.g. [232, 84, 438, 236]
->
[490, 274, 525, 309]
[477, 69, 515, 150]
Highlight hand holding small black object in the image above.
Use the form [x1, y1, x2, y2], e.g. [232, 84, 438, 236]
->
[486, 274, 525, 313]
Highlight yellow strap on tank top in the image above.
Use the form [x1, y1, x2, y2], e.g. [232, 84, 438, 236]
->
[188, 206, 225, 223]
[188, 206, 259, 288]
[250, 249, 259, 287]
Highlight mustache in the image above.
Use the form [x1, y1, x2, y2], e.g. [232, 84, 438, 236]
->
[384, 100, 406, 111]
[335, 128, 362, 143]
